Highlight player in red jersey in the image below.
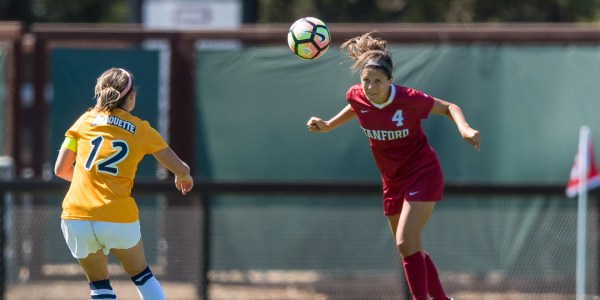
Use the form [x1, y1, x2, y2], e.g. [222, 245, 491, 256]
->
[307, 32, 480, 300]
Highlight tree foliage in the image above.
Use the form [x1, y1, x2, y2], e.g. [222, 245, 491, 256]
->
[32, 0, 128, 23]
[258, 0, 600, 23]
[2, 0, 600, 25]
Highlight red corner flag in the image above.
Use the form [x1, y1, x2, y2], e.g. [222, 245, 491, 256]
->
[566, 134, 600, 198]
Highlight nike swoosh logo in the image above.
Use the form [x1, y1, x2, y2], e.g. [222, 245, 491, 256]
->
[360, 110, 369, 113]
[409, 191, 419, 196]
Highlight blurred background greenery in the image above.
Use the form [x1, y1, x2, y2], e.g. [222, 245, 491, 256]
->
[3, 0, 600, 27]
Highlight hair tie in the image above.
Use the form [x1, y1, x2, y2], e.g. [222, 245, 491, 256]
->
[362, 59, 393, 75]
[118, 68, 132, 99]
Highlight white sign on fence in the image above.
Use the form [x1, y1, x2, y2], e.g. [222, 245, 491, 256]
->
[143, 0, 242, 29]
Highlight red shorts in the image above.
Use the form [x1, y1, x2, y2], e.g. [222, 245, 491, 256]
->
[381, 165, 444, 216]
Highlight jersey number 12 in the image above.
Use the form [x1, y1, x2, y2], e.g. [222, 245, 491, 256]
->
[84, 136, 129, 176]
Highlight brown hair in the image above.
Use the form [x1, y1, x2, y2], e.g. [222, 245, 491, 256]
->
[93, 68, 134, 112]
[340, 32, 393, 79]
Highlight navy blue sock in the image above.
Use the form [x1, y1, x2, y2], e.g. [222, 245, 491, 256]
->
[89, 279, 117, 299]
[131, 266, 153, 286]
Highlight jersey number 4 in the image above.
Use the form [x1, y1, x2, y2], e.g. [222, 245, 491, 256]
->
[392, 110, 404, 126]
[84, 136, 129, 176]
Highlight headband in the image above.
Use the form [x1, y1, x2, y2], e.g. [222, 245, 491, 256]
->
[362, 59, 393, 75]
[118, 68, 133, 99]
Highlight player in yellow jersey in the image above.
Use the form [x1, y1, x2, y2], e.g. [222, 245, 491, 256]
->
[54, 68, 193, 300]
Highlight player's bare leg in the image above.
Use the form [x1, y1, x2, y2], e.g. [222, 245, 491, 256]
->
[387, 201, 449, 299]
[78, 249, 115, 299]
[78, 249, 110, 281]
[388, 201, 435, 257]
[111, 240, 148, 276]
[112, 240, 166, 300]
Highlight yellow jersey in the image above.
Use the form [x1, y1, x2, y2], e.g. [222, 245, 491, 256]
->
[61, 108, 168, 223]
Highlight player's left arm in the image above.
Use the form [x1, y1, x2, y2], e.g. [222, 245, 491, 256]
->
[153, 147, 193, 195]
[431, 97, 480, 150]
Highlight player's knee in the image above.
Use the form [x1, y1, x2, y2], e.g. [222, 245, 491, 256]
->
[396, 238, 418, 256]
[395, 238, 407, 251]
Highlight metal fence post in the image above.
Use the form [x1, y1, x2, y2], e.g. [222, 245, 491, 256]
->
[0, 156, 15, 300]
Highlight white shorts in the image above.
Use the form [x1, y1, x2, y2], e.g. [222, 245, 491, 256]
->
[61, 219, 141, 258]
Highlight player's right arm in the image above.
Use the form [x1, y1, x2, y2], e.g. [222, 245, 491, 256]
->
[153, 147, 194, 195]
[55, 138, 77, 182]
[307, 104, 356, 133]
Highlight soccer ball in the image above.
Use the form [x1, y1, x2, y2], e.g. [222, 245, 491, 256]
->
[287, 17, 331, 60]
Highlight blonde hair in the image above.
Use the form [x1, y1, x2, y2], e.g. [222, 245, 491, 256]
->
[340, 32, 393, 78]
[93, 68, 134, 112]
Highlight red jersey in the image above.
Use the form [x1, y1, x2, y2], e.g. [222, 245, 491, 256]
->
[346, 84, 440, 184]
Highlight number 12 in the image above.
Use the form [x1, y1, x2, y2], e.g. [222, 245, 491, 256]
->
[84, 136, 129, 176]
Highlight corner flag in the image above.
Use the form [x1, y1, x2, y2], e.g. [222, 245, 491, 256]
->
[568, 127, 597, 300]
[566, 129, 600, 198]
